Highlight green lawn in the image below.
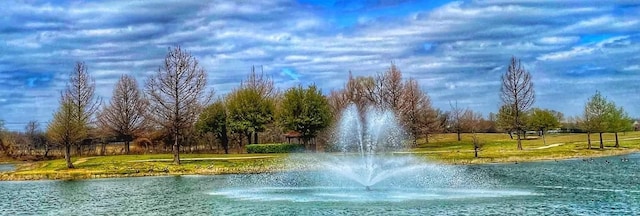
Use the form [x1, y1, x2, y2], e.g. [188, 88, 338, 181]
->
[412, 131, 640, 164]
[1, 153, 289, 180]
[2, 131, 640, 180]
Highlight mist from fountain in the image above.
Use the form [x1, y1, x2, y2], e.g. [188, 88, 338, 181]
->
[211, 104, 533, 202]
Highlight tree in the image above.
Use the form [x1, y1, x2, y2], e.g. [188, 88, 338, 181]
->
[527, 108, 561, 145]
[146, 46, 209, 165]
[241, 67, 277, 144]
[459, 109, 484, 157]
[65, 62, 101, 155]
[379, 62, 404, 111]
[500, 56, 535, 150]
[226, 87, 275, 147]
[605, 102, 633, 148]
[583, 91, 608, 149]
[449, 101, 465, 141]
[399, 79, 437, 146]
[98, 74, 148, 154]
[279, 85, 332, 147]
[25, 120, 48, 157]
[195, 100, 230, 154]
[47, 99, 85, 168]
[496, 105, 515, 139]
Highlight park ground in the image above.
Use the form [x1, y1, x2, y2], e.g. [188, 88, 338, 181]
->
[2, 132, 640, 181]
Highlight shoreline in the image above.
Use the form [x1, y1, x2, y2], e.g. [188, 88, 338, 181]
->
[1, 149, 637, 182]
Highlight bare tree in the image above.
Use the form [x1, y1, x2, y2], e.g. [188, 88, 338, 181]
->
[146, 46, 209, 165]
[64, 62, 101, 155]
[98, 75, 148, 154]
[379, 62, 404, 111]
[500, 56, 535, 150]
[400, 78, 436, 146]
[449, 101, 465, 141]
[244, 65, 276, 98]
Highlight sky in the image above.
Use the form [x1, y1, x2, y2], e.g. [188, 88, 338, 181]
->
[1, 0, 640, 131]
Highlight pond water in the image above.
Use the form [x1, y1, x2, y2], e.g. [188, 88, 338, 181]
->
[0, 164, 14, 172]
[1, 154, 639, 215]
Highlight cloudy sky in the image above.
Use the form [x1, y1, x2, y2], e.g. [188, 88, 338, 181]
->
[1, 0, 639, 131]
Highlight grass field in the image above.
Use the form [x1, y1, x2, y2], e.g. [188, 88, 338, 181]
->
[2, 131, 640, 180]
[0, 153, 289, 180]
[412, 131, 640, 164]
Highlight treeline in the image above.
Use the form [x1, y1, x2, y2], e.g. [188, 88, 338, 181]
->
[0, 48, 635, 166]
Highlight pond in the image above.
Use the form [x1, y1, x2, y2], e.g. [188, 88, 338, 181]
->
[0, 164, 14, 172]
[1, 154, 639, 215]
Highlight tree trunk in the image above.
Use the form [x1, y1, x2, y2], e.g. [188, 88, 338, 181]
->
[615, 132, 619, 148]
[254, 132, 258, 144]
[44, 144, 50, 158]
[65, 143, 74, 168]
[457, 131, 461, 141]
[125, 141, 130, 155]
[517, 133, 522, 150]
[246, 133, 252, 145]
[542, 130, 546, 146]
[425, 132, 429, 144]
[220, 133, 229, 154]
[474, 146, 478, 158]
[587, 132, 592, 149]
[508, 130, 513, 139]
[173, 133, 180, 165]
[599, 132, 604, 149]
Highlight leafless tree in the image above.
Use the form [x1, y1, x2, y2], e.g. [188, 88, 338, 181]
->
[500, 56, 535, 150]
[64, 62, 101, 155]
[449, 101, 465, 141]
[146, 46, 209, 165]
[400, 78, 436, 146]
[243, 65, 276, 98]
[379, 62, 404, 111]
[98, 74, 149, 154]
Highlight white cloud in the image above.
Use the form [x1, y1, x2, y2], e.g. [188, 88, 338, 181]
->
[0, 0, 639, 130]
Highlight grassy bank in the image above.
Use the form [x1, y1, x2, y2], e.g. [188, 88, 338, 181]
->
[2, 132, 640, 181]
[412, 132, 640, 164]
[0, 154, 289, 181]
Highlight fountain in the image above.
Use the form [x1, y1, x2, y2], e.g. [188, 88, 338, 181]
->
[211, 104, 532, 202]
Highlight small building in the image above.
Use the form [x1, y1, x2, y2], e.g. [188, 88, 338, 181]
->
[284, 131, 302, 144]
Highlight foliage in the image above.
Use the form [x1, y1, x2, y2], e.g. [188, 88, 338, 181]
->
[582, 91, 609, 133]
[226, 87, 275, 144]
[279, 85, 332, 143]
[495, 104, 515, 132]
[527, 108, 561, 133]
[47, 99, 85, 168]
[246, 143, 305, 153]
[605, 102, 633, 133]
[195, 99, 229, 153]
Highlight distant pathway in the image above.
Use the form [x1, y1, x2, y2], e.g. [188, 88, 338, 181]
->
[532, 137, 640, 150]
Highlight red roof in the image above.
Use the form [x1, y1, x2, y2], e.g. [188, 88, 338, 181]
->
[284, 131, 302, 138]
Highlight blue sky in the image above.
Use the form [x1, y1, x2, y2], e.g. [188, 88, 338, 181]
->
[1, 0, 640, 131]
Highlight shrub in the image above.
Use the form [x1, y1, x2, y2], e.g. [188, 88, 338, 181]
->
[246, 143, 305, 153]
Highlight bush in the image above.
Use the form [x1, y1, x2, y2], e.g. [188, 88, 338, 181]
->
[246, 143, 305, 153]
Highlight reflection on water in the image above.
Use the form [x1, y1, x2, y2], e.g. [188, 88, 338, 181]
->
[0, 154, 638, 215]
